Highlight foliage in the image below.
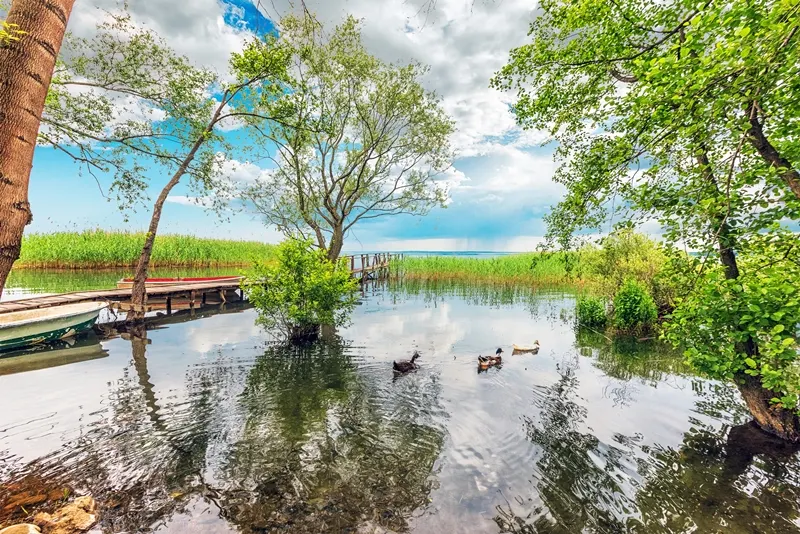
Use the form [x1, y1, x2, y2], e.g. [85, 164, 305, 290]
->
[232, 13, 454, 259]
[42, 11, 289, 216]
[493, 0, 800, 422]
[493, 0, 800, 252]
[16, 230, 274, 268]
[0, 19, 23, 45]
[664, 231, 800, 409]
[243, 237, 358, 342]
[613, 280, 658, 334]
[576, 296, 607, 328]
[579, 230, 674, 310]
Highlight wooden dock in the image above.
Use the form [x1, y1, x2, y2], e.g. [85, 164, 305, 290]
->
[0, 252, 401, 315]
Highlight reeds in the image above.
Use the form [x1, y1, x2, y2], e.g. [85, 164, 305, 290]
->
[16, 230, 276, 269]
[391, 252, 584, 286]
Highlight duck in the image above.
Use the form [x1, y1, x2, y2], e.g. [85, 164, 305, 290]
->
[393, 351, 421, 374]
[512, 340, 540, 354]
[478, 348, 504, 369]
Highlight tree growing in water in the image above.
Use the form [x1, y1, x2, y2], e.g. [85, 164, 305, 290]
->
[233, 13, 455, 261]
[40, 12, 291, 321]
[0, 0, 75, 299]
[493, 0, 800, 440]
[242, 237, 358, 343]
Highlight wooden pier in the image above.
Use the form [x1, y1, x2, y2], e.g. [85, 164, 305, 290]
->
[0, 252, 401, 316]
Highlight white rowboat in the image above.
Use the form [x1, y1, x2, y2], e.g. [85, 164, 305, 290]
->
[0, 302, 108, 352]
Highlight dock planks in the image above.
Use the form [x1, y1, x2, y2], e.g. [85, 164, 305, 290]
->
[0, 252, 401, 315]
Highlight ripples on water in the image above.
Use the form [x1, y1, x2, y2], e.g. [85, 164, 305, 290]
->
[0, 280, 799, 533]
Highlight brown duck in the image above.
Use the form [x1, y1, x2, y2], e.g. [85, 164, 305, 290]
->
[393, 351, 421, 374]
[478, 348, 503, 370]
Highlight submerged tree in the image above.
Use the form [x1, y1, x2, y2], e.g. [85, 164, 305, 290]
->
[0, 0, 75, 298]
[242, 236, 358, 343]
[493, 0, 800, 440]
[233, 13, 454, 260]
[41, 13, 291, 321]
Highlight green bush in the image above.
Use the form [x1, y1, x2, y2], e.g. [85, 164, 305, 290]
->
[580, 229, 675, 311]
[613, 280, 658, 333]
[576, 296, 607, 328]
[243, 237, 358, 343]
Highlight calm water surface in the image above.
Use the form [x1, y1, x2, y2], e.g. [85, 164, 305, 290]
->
[0, 276, 799, 533]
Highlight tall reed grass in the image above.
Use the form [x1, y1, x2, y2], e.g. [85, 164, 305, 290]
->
[391, 252, 583, 286]
[17, 230, 276, 269]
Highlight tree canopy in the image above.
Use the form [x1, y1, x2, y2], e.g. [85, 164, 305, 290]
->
[493, 0, 800, 440]
[232, 14, 455, 260]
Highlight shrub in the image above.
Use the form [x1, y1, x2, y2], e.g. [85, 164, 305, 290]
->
[613, 279, 658, 333]
[576, 296, 607, 328]
[243, 237, 358, 343]
[581, 229, 675, 311]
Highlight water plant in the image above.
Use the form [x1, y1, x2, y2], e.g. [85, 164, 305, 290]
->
[613, 280, 658, 334]
[576, 296, 607, 328]
[17, 230, 275, 269]
[392, 252, 577, 285]
[243, 237, 358, 343]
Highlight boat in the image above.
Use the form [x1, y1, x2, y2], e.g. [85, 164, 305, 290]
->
[0, 333, 108, 375]
[115, 276, 243, 289]
[0, 301, 108, 352]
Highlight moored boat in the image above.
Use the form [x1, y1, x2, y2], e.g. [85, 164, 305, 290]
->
[115, 276, 243, 289]
[0, 302, 108, 352]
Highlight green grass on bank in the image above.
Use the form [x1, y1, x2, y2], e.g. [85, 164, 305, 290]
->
[17, 230, 276, 269]
[391, 252, 587, 286]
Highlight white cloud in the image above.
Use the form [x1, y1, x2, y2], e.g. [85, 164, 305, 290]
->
[68, 0, 254, 78]
[62, 0, 568, 248]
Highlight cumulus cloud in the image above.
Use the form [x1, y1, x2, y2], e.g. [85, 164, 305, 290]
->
[68, 0, 565, 249]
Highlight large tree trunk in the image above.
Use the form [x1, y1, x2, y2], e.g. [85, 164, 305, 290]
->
[737, 374, 800, 442]
[0, 0, 75, 298]
[127, 103, 224, 323]
[697, 148, 800, 441]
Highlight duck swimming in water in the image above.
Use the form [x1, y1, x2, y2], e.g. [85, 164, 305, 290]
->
[478, 348, 503, 369]
[512, 340, 540, 354]
[393, 351, 421, 374]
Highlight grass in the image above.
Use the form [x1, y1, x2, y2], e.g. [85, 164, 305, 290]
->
[391, 252, 587, 286]
[16, 230, 276, 269]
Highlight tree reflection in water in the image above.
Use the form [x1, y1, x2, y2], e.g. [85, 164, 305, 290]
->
[494, 332, 800, 534]
[0, 330, 445, 533]
[218, 338, 444, 532]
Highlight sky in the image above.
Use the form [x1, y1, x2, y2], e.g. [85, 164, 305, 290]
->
[28, 0, 568, 252]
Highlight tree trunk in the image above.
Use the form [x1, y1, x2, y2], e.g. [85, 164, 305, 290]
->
[737, 374, 800, 442]
[127, 102, 225, 323]
[747, 111, 800, 200]
[0, 0, 75, 298]
[696, 148, 799, 441]
[326, 225, 344, 262]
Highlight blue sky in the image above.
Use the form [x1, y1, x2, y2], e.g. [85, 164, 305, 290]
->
[31, 0, 563, 252]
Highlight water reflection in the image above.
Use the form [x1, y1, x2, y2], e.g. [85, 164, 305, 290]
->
[219, 340, 444, 532]
[0, 281, 798, 533]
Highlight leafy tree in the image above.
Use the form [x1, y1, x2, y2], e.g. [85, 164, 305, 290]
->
[242, 236, 358, 342]
[41, 12, 291, 321]
[493, 0, 800, 439]
[0, 0, 74, 299]
[232, 13, 455, 260]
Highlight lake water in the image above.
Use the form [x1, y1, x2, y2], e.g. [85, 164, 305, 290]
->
[1, 275, 800, 533]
